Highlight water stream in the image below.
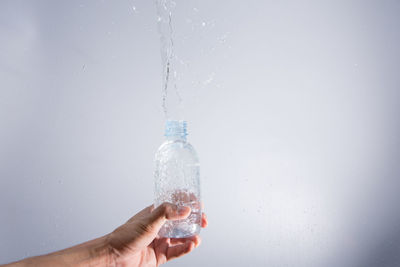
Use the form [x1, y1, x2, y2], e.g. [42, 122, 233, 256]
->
[155, 0, 182, 119]
[155, 0, 228, 120]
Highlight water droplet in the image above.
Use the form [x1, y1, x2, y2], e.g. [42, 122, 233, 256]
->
[157, 16, 162, 22]
[218, 33, 229, 44]
[132, 6, 137, 13]
[201, 22, 206, 27]
[203, 72, 215, 85]
[257, 205, 262, 213]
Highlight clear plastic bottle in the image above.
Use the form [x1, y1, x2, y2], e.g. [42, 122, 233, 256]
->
[154, 120, 202, 238]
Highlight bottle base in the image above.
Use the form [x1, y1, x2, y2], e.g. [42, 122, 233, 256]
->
[159, 222, 201, 238]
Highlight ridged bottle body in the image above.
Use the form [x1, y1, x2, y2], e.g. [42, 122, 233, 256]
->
[154, 121, 201, 238]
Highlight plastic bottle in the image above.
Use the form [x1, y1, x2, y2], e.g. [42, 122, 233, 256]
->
[154, 120, 202, 238]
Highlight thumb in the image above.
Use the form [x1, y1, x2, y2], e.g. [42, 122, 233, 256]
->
[146, 202, 191, 232]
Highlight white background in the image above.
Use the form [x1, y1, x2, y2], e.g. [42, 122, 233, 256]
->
[1, 1, 400, 266]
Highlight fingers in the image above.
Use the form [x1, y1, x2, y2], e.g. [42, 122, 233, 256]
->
[146, 203, 191, 232]
[154, 203, 191, 220]
[126, 205, 153, 223]
[169, 235, 201, 247]
[201, 213, 208, 228]
[166, 240, 195, 261]
[154, 237, 170, 263]
[154, 236, 201, 265]
[171, 190, 198, 203]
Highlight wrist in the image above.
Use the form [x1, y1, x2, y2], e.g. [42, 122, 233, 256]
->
[86, 235, 116, 267]
[55, 235, 116, 267]
[5, 235, 115, 267]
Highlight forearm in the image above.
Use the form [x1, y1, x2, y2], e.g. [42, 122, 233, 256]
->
[3, 235, 114, 267]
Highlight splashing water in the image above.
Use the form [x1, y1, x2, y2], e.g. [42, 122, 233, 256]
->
[156, 0, 182, 118]
[155, 1, 228, 119]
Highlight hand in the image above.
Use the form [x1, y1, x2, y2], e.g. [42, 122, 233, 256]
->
[107, 203, 208, 267]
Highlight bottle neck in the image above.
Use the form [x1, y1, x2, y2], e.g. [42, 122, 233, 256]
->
[165, 120, 187, 141]
[166, 135, 186, 141]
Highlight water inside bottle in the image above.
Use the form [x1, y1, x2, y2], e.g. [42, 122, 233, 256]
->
[155, 189, 202, 238]
[159, 200, 201, 238]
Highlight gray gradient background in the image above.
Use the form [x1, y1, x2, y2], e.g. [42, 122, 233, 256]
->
[1, 1, 400, 266]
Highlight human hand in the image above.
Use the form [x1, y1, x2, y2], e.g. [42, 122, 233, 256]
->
[107, 203, 208, 267]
